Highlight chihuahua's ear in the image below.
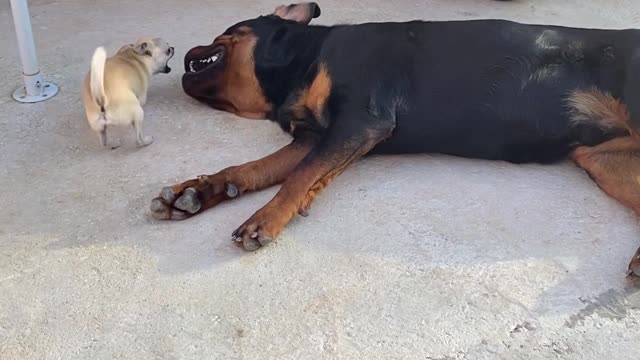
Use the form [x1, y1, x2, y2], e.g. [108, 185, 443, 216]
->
[134, 41, 152, 56]
[117, 43, 134, 52]
[273, 2, 321, 25]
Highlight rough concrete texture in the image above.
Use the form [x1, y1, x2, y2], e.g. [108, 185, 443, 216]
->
[1, 0, 640, 359]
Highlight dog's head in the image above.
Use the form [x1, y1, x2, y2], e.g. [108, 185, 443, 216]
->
[121, 37, 175, 75]
[182, 2, 322, 119]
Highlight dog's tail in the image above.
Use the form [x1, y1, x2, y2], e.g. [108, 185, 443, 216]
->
[89, 46, 107, 109]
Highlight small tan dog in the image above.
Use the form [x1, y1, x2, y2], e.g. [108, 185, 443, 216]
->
[81, 38, 174, 148]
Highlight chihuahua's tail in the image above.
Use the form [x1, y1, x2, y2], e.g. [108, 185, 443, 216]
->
[89, 46, 107, 110]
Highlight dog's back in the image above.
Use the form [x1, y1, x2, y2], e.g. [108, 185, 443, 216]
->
[317, 20, 638, 163]
[102, 48, 150, 104]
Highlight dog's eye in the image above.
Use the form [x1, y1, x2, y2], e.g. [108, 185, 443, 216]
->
[166, 48, 171, 55]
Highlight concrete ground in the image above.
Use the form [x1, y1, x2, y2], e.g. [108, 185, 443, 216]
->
[1, 0, 640, 359]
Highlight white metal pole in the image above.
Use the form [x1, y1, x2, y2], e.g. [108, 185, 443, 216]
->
[10, 0, 58, 103]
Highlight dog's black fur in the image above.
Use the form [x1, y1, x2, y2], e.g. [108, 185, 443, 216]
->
[153, 3, 640, 276]
[233, 16, 638, 163]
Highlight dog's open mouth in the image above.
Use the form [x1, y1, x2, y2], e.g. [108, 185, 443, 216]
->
[185, 46, 225, 73]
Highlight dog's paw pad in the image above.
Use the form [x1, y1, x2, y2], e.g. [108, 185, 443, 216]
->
[150, 197, 190, 220]
[150, 198, 171, 219]
[242, 237, 262, 251]
[628, 251, 640, 278]
[231, 221, 274, 251]
[139, 136, 154, 146]
[628, 247, 640, 278]
[226, 183, 239, 198]
[160, 186, 177, 202]
[174, 187, 201, 214]
[150, 174, 243, 222]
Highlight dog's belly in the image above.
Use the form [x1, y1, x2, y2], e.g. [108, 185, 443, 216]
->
[372, 108, 574, 164]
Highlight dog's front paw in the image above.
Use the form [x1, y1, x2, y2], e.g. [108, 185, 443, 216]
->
[150, 174, 240, 220]
[231, 206, 292, 251]
[139, 135, 154, 147]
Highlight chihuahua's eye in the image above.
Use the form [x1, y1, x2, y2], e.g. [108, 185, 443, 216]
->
[166, 48, 172, 55]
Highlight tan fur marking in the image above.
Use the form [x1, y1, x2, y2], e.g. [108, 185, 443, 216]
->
[560, 94, 640, 275]
[567, 88, 633, 135]
[220, 27, 272, 119]
[572, 137, 640, 214]
[304, 64, 332, 123]
[573, 138, 640, 276]
[290, 63, 332, 127]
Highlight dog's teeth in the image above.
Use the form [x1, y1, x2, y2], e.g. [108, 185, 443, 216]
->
[189, 55, 220, 72]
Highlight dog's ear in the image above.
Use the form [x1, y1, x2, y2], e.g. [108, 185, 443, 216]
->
[273, 2, 321, 25]
[117, 44, 134, 53]
[134, 41, 152, 56]
[257, 26, 296, 68]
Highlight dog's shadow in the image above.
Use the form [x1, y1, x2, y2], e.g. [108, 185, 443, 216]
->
[142, 152, 638, 272]
[41, 106, 640, 320]
[138, 152, 640, 317]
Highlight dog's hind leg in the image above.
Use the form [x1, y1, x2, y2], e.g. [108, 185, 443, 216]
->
[567, 88, 640, 277]
[89, 113, 116, 148]
[132, 105, 153, 146]
[572, 137, 640, 277]
[100, 127, 121, 149]
[98, 126, 107, 147]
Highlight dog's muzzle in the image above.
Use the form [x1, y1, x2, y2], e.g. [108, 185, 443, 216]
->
[164, 47, 175, 73]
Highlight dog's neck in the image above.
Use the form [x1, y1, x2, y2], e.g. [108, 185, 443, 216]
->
[255, 23, 333, 120]
[118, 47, 154, 76]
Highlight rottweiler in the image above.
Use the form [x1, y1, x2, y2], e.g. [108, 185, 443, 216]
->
[151, 2, 640, 277]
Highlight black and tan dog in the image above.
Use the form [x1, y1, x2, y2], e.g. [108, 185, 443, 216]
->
[151, 2, 640, 276]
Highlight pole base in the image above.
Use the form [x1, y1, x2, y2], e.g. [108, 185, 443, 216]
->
[12, 81, 58, 103]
